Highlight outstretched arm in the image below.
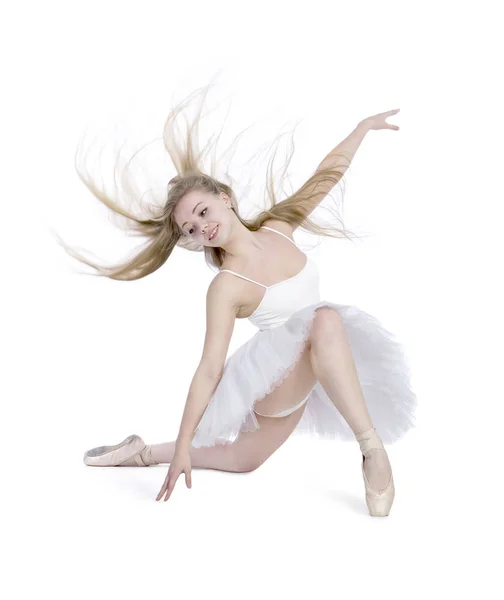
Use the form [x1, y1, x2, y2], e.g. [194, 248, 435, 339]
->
[315, 121, 369, 179]
[289, 109, 400, 225]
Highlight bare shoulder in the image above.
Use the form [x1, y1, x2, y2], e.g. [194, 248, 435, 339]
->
[207, 271, 242, 311]
[207, 269, 247, 321]
[262, 218, 296, 239]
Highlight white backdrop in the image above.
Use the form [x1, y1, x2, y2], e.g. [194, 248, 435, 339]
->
[2, 0, 502, 598]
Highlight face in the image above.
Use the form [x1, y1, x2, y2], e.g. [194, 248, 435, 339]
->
[174, 190, 232, 246]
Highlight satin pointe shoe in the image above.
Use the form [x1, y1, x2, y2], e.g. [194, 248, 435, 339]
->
[83, 434, 156, 467]
[355, 427, 395, 517]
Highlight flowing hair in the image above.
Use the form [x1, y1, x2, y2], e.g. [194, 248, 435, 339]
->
[52, 81, 361, 281]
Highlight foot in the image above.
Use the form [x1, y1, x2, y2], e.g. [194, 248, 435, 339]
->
[355, 427, 395, 516]
[362, 448, 392, 491]
[355, 427, 393, 492]
[83, 434, 157, 467]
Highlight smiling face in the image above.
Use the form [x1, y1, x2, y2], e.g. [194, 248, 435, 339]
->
[173, 189, 233, 246]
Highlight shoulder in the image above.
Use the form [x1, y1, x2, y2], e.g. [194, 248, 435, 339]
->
[208, 268, 240, 299]
[208, 267, 244, 312]
[262, 219, 296, 239]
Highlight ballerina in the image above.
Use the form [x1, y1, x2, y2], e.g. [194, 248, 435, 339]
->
[60, 83, 416, 517]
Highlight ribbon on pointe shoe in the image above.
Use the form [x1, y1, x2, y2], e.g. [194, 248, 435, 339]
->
[116, 444, 158, 467]
[355, 427, 385, 457]
[137, 445, 157, 466]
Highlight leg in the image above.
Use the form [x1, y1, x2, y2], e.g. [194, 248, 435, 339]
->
[309, 307, 392, 491]
[117, 438, 245, 471]
[148, 343, 316, 472]
[310, 307, 373, 434]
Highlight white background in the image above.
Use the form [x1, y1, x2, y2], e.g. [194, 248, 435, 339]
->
[2, 0, 503, 598]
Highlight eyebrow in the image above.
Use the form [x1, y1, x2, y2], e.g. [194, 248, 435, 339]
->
[182, 202, 203, 230]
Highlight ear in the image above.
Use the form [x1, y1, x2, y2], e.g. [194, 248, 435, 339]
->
[221, 193, 232, 208]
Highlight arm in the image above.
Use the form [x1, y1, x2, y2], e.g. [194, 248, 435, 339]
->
[175, 274, 240, 452]
[174, 366, 223, 452]
[314, 121, 369, 180]
[289, 110, 400, 227]
[290, 121, 371, 227]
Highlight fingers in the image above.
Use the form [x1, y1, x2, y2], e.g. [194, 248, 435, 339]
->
[155, 465, 192, 502]
[164, 471, 181, 501]
[156, 469, 181, 502]
[156, 468, 174, 502]
[155, 477, 169, 501]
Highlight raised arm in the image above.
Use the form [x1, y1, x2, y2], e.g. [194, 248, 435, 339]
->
[174, 274, 240, 452]
[286, 109, 400, 229]
[288, 122, 369, 229]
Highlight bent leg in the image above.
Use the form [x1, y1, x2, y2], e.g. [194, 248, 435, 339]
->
[146, 440, 243, 472]
[148, 402, 307, 472]
[150, 343, 316, 472]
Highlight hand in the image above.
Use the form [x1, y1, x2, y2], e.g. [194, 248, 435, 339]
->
[360, 109, 400, 131]
[156, 448, 192, 502]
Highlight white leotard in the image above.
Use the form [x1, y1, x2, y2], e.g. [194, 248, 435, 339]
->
[219, 226, 321, 418]
[219, 226, 320, 331]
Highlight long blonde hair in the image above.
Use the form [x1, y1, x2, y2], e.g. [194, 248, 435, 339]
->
[54, 82, 361, 281]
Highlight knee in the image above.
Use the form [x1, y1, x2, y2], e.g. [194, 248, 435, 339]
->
[310, 307, 344, 350]
[234, 455, 264, 473]
[236, 463, 261, 473]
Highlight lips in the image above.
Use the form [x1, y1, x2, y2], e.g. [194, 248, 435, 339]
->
[208, 225, 219, 241]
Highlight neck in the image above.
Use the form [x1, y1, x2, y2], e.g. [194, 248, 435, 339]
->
[220, 226, 266, 262]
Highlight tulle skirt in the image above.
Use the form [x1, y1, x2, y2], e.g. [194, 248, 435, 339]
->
[191, 301, 417, 449]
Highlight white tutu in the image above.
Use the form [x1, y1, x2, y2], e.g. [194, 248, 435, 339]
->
[191, 300, 417, 448]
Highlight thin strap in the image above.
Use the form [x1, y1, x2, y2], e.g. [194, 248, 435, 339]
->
[218, 227, 296, 289]
[219, 269, 267, 289]
[260, 226, 297, 247]
[254, 394, 309, 418]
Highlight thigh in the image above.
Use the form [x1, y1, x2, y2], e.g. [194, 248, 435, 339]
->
[232, 343, 317, 471]
[253, 340, 317, 417]
[252, 305, 341, 419]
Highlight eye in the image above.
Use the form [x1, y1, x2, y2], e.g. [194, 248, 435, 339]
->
[188, 208, 207, 235]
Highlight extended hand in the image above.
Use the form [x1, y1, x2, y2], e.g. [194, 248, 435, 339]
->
[156, 449, 192, 502]
[360, 109, 400, 131]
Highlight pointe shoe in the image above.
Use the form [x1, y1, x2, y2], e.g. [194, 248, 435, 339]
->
[83, 434, 156, 467]
[355, 427, 395, 517]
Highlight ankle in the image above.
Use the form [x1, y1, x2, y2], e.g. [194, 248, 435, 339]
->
[139, 444, 158, 466]
[355, 427, 385, 457]
[116, 443, 158, 467]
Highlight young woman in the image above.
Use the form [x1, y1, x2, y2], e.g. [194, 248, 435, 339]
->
[63, 84, 417, 516]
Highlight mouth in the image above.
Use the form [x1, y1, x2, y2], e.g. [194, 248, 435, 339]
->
[208, 225, 219, 241]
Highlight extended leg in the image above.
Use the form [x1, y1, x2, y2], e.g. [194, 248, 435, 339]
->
[146, 440, 243, 471]
[112, 437, 244, 471]
[146, 401, 306, 472]
[128, 343, 316, 471]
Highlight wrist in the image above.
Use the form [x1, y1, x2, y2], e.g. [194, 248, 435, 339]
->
[175, 435, 192, 452]
[356, 120, 371, 133]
